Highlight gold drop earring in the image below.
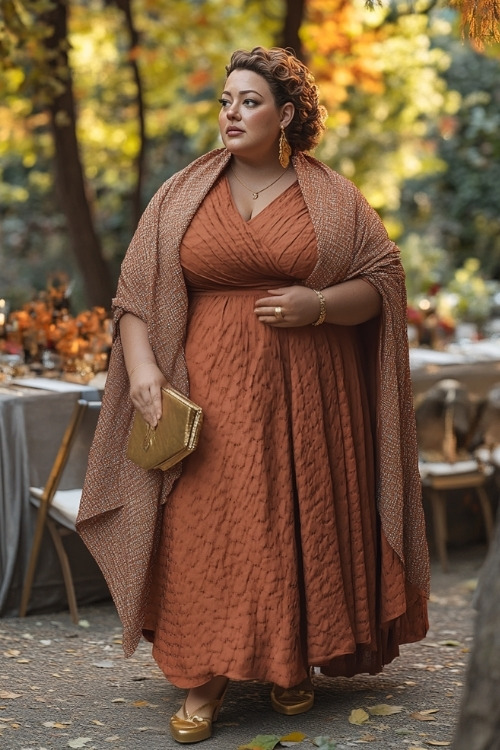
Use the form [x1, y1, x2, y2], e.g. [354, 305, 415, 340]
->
[279, 126, 292, 169]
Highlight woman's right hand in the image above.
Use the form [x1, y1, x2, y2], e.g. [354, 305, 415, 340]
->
[128, 362, 168, 427]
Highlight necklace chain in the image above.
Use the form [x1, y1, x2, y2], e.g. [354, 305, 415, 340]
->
[230, 165, 289, 200]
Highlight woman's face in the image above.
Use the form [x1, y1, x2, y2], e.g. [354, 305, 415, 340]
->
[218, 69, 292, 161]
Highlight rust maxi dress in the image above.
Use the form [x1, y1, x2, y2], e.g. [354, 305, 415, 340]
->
[142, 173, 427, 689]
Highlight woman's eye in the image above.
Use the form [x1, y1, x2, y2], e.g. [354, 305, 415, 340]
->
[244, 99, 257, 107]
[218, 98, 230, 107]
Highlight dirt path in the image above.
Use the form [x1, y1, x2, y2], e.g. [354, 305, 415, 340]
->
[0, 546, 485, 749]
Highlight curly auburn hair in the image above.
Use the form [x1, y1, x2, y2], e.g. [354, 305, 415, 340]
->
[225, 46, 327, 152]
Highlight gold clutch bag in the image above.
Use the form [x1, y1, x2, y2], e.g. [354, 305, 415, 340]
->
[127, 386, 203, 471]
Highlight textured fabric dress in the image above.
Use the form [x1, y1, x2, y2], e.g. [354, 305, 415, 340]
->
[143, 175, 425, 689]
[77, 149, 429, 669]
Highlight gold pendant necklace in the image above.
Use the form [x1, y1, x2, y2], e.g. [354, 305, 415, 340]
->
[230, 165, 289, 200]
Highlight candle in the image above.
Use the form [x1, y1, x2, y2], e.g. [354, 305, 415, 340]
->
[0, 300, 6, 335]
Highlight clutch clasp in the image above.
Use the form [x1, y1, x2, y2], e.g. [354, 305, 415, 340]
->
[143, 423, 156, 452]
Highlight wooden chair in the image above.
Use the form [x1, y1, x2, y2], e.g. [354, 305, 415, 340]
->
[416, 379, 495, 572]
[19, 399, 101, 622]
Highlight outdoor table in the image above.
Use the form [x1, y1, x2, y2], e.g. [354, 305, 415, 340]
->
[0, 378, 109, 617]
[410, 342, 500, 399]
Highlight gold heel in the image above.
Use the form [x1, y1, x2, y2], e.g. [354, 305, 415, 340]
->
[270, 680, 314, 716]
[170, 680, 228, 744]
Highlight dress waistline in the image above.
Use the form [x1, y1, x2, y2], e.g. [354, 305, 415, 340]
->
[189, 288, 272, 297]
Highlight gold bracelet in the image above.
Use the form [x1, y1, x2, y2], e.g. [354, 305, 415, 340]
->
[128, 361, 156, 378]
[312, 289, 327, 326]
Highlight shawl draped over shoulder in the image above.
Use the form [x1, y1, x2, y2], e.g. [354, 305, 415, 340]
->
[77, 148, 429, 657]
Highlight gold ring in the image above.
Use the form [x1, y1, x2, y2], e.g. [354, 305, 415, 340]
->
[274, 306, 284, 320]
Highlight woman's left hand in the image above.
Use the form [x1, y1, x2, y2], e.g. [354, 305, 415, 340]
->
[254, 286, 321, 327]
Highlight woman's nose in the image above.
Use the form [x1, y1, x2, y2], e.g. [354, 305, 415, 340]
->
[227, 105, 240, 120]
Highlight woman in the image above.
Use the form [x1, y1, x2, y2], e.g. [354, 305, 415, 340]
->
[77, 47, 430, 744]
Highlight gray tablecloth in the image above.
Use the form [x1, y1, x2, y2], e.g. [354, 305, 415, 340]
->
[0, 379, 110, 617]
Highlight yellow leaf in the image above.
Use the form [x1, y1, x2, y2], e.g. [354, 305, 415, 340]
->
[0, 691, 22, 699]
[411, 712, 436, 721]
[280, 732, 307, 742]
[349, 708, 370, 724]
[420, 709, 439, 714]
[368, 704, 404, 715]
[133, 700, 150, 707]
[425, 742, 451, 747]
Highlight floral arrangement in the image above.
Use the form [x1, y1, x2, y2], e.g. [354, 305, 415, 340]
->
[0, 273, 112, 380]
[406, 258, 500, 348]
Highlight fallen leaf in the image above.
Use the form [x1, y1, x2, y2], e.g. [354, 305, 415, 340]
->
[439, 640, 462, 648]
[43, 721, 71, 729]
[78, 620, 90, 628]
[412, 712, 437, 722]
[0, 691, 22, 699]
[358, 733, 377, 742]
[105, 737, 120, 742]
[281, 732, 307, 742]
[349, 708, 370, 724]
[93, 660, 114, 669]
[237, 735, 281, 750]
[67, 739, 93, 748]
[111, 698, 125, 703]
[91, 720, 105, 726]
[368, 704, 404, 716]
[3, 649, 21, 657]
[313, 738, 337, 750]
[280, 731, 308, 745]
[425, 742, 451, 747]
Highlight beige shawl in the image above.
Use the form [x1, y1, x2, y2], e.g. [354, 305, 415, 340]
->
[77, 148, 429, 656]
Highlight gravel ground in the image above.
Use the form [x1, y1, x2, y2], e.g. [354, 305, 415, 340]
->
[0, 546, 485, 750]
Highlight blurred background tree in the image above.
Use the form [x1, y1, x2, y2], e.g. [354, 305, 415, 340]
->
[0, 0, 499, 310]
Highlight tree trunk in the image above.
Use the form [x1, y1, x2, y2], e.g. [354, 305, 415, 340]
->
[110, 0, 146, 229]
[42, 0, 114, 309]
[278, 0, 306, 60]
[452, 515, 500, 749]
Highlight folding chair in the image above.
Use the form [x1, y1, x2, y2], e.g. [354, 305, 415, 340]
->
[416, 379, 495, 572]
[19, 399, 101, 622]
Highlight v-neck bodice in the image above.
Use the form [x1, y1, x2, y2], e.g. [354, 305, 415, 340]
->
[179, 175, 317, 292]
[225, 174, 300, 224]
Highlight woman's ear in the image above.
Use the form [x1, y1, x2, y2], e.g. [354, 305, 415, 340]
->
[280, 102, 295, 128]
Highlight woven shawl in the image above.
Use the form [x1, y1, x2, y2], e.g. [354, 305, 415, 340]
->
[77, 148, 429, 657]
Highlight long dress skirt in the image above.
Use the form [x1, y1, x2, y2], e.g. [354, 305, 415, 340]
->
[144, 175, 427, 689]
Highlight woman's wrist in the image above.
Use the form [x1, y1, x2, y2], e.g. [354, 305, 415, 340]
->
[311, 289, 327, 326]
[128, 360, 157, 378]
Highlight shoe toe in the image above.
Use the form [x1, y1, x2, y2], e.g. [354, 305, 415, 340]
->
[270, 685, 314, 716]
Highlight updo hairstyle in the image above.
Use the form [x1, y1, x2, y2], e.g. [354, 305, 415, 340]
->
[225, 46, 327, 152]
